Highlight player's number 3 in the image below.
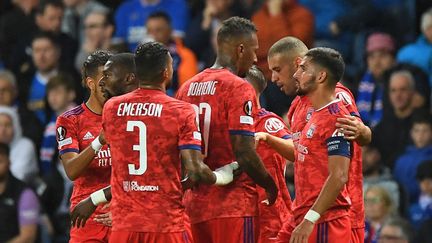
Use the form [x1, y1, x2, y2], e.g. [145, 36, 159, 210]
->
[126, 121, 147, 175]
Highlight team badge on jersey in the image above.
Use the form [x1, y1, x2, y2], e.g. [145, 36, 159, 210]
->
[243, 100, 253, 116]
[306, 124, 316, 138]
[306, 108, 314, 122]
[264, 118, 284, 133]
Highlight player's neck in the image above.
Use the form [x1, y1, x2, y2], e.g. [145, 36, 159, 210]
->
[308, 88, 334, 110]
[138, 83, 165, 92]
[212, 56, 237, 74]
[86, 96, 103, 115]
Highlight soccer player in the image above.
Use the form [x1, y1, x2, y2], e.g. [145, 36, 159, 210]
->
[56, 50, 112, 242]
[176, 17, 278, 243]
[246, 66, 293, 242]
[103, 42, 239, 243]
[288, 47, 352, 242]
[258, 37, 370, 243]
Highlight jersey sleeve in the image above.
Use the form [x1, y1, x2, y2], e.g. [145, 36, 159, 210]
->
[227, 82, 257, 136]
[178, 104, 202, 151]
[261, 116, 291, 139]
[335, 89, 360, 118]
[322, 115, 351, 158]
[56, 115, 79, 155]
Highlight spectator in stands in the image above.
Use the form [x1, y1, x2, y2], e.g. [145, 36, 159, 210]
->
[26, 32, 61, 124]
[0, 0, 38, 71]
[74, 10, 114, 71]
[356, 32, 396, 127]
[378, 217, 414, 243]
[61, 0, 108, 43]
[40, 74, 76, 175]
[397, 8, 432, 85]
[365, 185, 397, 243]
[415, 218, 432, 243]
[185, 0, 237, 69]
[409, 160, 432, 229]
[393, 112, 432, 204]
[373, 70, 419, 170]
[0, 142, 39, 243]
[0, 70, 44, 150]
[114, 0, 189, 51]
[146, 11, 198, 96]
[363, 145, 402, 211]
[0, 106, 38, 184]
[252, 0, 314, 80]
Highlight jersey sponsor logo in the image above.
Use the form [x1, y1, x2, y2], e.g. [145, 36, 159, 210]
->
[57, 126, 67, 141]
[264, 118, 284, 133]
[58, 137, 72, 149]
[297, 143, 308, 162]
[123, 181, 159, 192]
[306, 124, 316, 138]
[240, 115, 254, 125]
[96, 147, 112, 167]
[336, 91, 352, 106]
[306, 108, 314, 122]
[244, 100, 253, 116]
[83, 131, 94, 140]
[187, 81, 218, 96]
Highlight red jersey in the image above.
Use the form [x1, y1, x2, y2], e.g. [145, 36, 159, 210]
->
[287, 83, 364, 228]
[176, 68, 259, 224]
[293, 100, 352, 223]
[255, 108, 293, 238]
[56, 104, 111, 220]
[102, 88, 202, 233]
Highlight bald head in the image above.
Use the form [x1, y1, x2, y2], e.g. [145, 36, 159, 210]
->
[246, 65, 267, 96]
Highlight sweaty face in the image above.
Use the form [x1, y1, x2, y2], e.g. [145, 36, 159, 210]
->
[293, 56, 317, 96]
[146, 18, 172, 45]
[388, 75, 414, 112]
[100, 61, 126, 100]
[38, 5, 63, 33]
[268, 54, 297, 95]
[0, 114, 14, 144]
[32, 38, 60, 73]
[237, 33, 258, 77]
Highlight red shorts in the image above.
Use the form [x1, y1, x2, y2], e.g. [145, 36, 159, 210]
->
[70, 222, 110, 243]
[192, 217, 258, 243]
[307, 216, 351, 243]
[350, 227, 365, 243]
[109, 230, 192, 243]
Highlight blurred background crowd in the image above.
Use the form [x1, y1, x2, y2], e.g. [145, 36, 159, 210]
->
[0, 0, 432, 242]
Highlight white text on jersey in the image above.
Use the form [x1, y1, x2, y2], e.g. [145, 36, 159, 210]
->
[117, 103, 163, 117]
[187, 81, 218, 96]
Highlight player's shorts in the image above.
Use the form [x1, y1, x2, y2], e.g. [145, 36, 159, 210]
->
[350, 227, 365, 243]
[109, 230, 193, 243]
[307, 216, 351, 243]
[70, 222, 110, 243]
[192, 216, 258, 243]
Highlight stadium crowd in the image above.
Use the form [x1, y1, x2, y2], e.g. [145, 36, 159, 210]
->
[1, 0, 432, 242]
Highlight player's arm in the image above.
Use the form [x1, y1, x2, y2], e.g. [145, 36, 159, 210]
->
[255, 132, 295, 161]
[336, 115, 372, 146]
[60, 135, 104, 181]
[231, 134, 278, 205]
[181, 149, 216, 184]
[70, 185, 111, 228]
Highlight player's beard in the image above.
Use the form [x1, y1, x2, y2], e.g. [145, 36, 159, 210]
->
[295, 77, 315, 96]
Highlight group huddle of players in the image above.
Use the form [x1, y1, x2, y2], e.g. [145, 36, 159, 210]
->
[56, 17, 372, 243]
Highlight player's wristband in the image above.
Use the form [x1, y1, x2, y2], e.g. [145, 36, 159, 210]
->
[213, 171, 232, 185]
[90, 189, 107, 206]
[91, 136, 103, 152]
[304, 210, 321, 224]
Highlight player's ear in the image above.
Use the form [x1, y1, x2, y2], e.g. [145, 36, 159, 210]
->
[317, 71, 327, 84]
[125, 73, 135, 85]
[86, 77, 95, 91]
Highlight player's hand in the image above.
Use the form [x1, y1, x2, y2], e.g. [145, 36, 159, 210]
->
[181, 176, 196, 191]
[290, 219, 314, 243]
[255, 132, 268, 147]
[71, 197, 96, 228]
[213, 162, 239, 185]
[98, 130, 106, 145]
[336, 115, 362, 141]
[94, 207, 112, 227]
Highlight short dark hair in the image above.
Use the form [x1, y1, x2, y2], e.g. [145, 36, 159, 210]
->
[134, 42, 169, 83]
[0, 143, 10, 157]
[147, 11, 171, 25]
[32, 31, 60, 48]
[217, 16, 257, 45]
[82, 50, 112, 86]
[46, 73, 75, 93]
[305, 47, 345, 86]
[246, 65, 267, 94]
[108, 53, 136, 74]
[36, 0, 64, 15]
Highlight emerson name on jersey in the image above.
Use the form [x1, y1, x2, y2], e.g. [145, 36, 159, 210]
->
[116, 102, 163, 117]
